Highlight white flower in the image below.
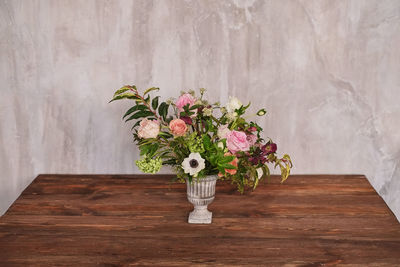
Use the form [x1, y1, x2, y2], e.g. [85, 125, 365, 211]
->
[226, 96, 242, 113]
[217, 124, 231, 139]
[182, 153, 205, 177]
[203, 107, 213, 116]
[138, 119, 160, 139]
[226, 112, 238, 122]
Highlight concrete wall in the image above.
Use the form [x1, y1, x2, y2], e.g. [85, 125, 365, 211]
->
[1, 0, 399, 221]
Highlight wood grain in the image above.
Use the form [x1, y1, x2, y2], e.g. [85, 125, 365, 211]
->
[0, 174, 399, 266]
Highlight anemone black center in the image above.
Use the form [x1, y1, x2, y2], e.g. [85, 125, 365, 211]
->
[189, 159, 199, 168]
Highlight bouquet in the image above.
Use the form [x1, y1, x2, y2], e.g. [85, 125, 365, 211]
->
[111, 86, 292, 193]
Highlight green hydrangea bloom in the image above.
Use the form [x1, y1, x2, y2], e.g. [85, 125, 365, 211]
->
[187, 133, 205, 153]
[135, 156, 162, 174]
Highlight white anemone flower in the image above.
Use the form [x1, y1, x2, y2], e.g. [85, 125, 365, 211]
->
[182, 152, 205, 177]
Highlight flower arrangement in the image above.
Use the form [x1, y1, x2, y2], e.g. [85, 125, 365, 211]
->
[111, 86, 292, 193]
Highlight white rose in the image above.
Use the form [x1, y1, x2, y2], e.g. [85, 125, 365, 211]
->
[226, 96, 242, 113]
[138, 118, 160, 139]
[217, 124, 231, 139]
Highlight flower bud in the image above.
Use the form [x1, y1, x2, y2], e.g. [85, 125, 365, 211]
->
[257, 109, 266, 116]
[217, 141, 224, 149]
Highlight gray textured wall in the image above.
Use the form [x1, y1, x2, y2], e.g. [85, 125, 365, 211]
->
[1, 0, 399, 221]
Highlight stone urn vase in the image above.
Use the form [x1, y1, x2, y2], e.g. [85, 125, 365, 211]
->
[186, 175, 218, 224]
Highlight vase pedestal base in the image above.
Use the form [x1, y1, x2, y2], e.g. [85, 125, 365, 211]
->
[188, 205, 212, 224]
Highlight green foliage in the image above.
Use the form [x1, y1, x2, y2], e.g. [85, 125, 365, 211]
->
[158, 102, 169, 120]
[109, 92, 138, 103]
[152, 96, 159, 110]
[143, 87, 159, 95]
[113, 85, 136, 97]
[125, 111, 155, 122]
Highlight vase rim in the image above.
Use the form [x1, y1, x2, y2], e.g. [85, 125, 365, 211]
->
[186, 175, 218, 182]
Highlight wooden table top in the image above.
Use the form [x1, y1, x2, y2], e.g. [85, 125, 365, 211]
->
[0, 174, 399, 266]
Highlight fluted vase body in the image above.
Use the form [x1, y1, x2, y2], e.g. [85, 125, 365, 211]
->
[186, 175, 217, 224]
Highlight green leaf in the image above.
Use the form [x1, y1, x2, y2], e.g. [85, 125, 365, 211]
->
[243, 102, 251, 110]
[113, 85, 136, 97]
[209, 154, 217, 165]
[131, 120, 141, 130]
[139, 144, 151, 155]
[162, 159, 176, 165]
[180, 111, 194, 117]
[202, 134, 212, 150]
[125, 111, 155, 122]
[144, 87, 159, 95]
[262, 165, 270, 180]
[220, 163, 237, 170]
[183, 104, 190, 112]
[189, 104, 201, 110]
[219, 155, 235, 164]
[158, 102, 169, 120]
[283, 154, 293, 167]
[113, 88, 129, 97]
[152, 96, 160, 110]
[159, 131, 173, 138]
[148, 143, 160, 158]
[109, 92, 139, 103]
[123, 105, 147, 119]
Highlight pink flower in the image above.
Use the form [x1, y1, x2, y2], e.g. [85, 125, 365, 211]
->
[169, 119, 187, 136]
[175, 93, 196, 111]
[246, 134, 257, 146]
[226, 130, 250, 153]
[138, 119, 160, 139]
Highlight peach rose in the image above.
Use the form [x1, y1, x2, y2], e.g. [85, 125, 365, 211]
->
[218, 153, 238, 177]
[138, 119, 160, 139]
[169, 119, 187, 136]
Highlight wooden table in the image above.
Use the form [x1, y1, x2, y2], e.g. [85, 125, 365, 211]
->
[0, 174, 399, 266]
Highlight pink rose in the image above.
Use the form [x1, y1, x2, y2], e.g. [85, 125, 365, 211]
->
[175, 93, 196, 111]
[226, 130, 250, 153]
[246, 134, 257, 146]
[169, 119, 187, 136]
[138, 119, 160, 139]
